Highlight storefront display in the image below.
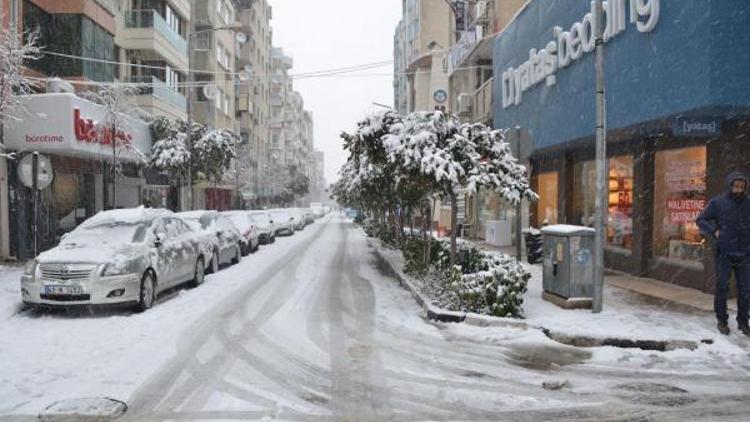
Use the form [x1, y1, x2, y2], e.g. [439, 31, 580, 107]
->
[607, 156, 634, 250]
[573, 157, 633, 249]
[653, 146, 706, 264]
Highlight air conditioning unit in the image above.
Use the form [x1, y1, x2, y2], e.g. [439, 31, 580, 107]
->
[458, 93, 472, 115]
[46, 78, 75, 94]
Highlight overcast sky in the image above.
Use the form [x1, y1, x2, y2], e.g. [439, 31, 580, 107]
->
[268, 0, 402, 183]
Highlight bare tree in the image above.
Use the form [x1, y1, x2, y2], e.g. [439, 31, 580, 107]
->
[0, 13, 42, 157]
[82, 85, 145, 209]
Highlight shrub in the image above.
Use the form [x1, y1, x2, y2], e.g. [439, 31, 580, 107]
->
[450, 250, 530, 318]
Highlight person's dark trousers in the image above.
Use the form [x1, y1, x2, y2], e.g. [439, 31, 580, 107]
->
[715, 253, 750, 328]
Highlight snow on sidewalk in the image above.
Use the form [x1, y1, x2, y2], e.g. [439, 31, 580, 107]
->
[373, 239, 749, 360]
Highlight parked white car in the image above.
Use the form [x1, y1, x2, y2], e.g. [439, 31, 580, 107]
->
[177, 211, 243, 273]
[21, 207, 207, 312]
[248, 211, 276, 244]
[222, 211, 261, 255]
[268, 209, 295, 236]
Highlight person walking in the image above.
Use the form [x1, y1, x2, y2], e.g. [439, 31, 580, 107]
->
[697, 171, 750, 336]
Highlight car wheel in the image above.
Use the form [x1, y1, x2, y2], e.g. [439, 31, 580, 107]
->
[231, 243, 241, 264]
[191, 256, 205, 288]
[209, 249, 220, 274]
[137, 271, 156, 312]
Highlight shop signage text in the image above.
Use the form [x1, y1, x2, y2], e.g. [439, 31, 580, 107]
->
[501, 0, 660, 109]
[73, 108, 133, 145]
[667, 198, 705, 224]
[672, 117, 722, 138]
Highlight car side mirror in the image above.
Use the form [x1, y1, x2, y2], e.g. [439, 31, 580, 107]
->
[155, 232, 167, 247]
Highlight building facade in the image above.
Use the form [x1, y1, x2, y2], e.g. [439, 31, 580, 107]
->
[235, 0, 272, 205]
[189, 0, 238, 131]
[492, 0, 750, 292]
[393, 0, 452, 114]
[116, 0, 190, 122]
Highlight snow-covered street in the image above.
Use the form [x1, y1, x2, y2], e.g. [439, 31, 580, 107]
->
[1, 215, 750, 421]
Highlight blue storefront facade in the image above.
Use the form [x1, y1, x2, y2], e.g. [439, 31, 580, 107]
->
[493, 0, 750, 292]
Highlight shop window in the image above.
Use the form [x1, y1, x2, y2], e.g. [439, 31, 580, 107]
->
[573, 157, 634, 249]
[608, 156, 634, 249]
[653, 146, 707, 264]
[536, 171, 558, 226]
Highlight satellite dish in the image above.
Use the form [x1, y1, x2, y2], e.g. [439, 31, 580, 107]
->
[202, 84, 218, 100]
[244, 64, 253, 74]
[238, 71, 251, 82]
[235, 32, 248, 44]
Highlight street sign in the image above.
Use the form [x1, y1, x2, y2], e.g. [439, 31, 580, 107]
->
[18, 153, 53, 190]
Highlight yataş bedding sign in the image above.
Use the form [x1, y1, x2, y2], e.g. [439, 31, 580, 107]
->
[501, 0, 660, 109]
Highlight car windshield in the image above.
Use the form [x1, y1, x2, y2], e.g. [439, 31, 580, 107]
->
[225, 213, 250, 229]
[249, 213, 270, 225]
[68, 220, 151, 244]
[181, 218, 203, 231]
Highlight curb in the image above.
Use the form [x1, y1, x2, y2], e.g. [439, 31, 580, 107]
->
[370, 240, 700, 352]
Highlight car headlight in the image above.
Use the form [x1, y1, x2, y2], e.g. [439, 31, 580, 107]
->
[23, 259, 38, 276]
[100, 264, 129, 276]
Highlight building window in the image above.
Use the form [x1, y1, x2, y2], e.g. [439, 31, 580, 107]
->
[23, 0, 115, 81]
[536, 171, 558, 226]
[653, 146, 707, 264]
[215, 88, 224, 111]
[165, 4, 181, 36]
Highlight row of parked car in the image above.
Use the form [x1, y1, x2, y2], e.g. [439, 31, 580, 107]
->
[20, 206, 329, 312]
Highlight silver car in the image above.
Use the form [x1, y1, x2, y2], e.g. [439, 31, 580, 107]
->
[21, 207, 208, 312]
[268, 209, 295, 235]
[248, 211, 276, 244]
[177, 211, 243, 274]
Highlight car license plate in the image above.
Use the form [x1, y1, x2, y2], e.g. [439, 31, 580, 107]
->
[44, 285, 83, 295]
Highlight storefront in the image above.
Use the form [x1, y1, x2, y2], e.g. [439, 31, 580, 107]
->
[493, 0, 750, 292]
[2, 93, 152, 259]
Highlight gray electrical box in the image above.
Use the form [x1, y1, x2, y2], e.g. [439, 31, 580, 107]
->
[541, 225, 595, 300]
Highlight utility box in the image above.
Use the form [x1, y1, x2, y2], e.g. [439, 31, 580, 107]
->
[541, 225, 595, 308]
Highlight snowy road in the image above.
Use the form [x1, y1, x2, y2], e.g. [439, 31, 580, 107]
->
[2, 215, 750, 421]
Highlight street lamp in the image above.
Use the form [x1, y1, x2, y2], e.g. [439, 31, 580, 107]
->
[185, 25, 247, 210]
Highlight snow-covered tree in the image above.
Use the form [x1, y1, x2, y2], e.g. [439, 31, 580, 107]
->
[0, 14, 41, 157]
[81, 85, 145, 209]
[150, 132, 190, 179]
[192, 128, 237, 184]
[386, 111, 536, 266]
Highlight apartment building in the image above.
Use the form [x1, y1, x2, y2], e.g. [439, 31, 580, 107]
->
[393, 0, 451, 113]
[448, 0, 525, 125]
[235, 0, 272, 204]
[445, 0, 528, 244]
[268, 47, 314, 205]
[189, 0, 239, 131]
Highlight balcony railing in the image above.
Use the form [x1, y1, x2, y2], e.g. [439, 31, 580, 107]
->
[472, 77, 493, 122]
[132, 75, 187, 111]
[125, 9, 188, 55]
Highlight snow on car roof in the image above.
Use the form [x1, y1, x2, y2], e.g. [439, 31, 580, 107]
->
[176, 210, 216, 219]
[84, 206, 172, 226]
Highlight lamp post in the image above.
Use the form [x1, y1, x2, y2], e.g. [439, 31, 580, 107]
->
[185, 24, 247, 210]
[593, 0, 607, 313]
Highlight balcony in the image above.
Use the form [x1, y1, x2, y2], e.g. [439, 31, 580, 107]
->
[132, 76, 187, 120]
[472, 77, 493, 124]
[121, 10, 188, 69]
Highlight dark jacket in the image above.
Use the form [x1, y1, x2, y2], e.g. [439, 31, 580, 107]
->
[696, 171, 750, 256]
